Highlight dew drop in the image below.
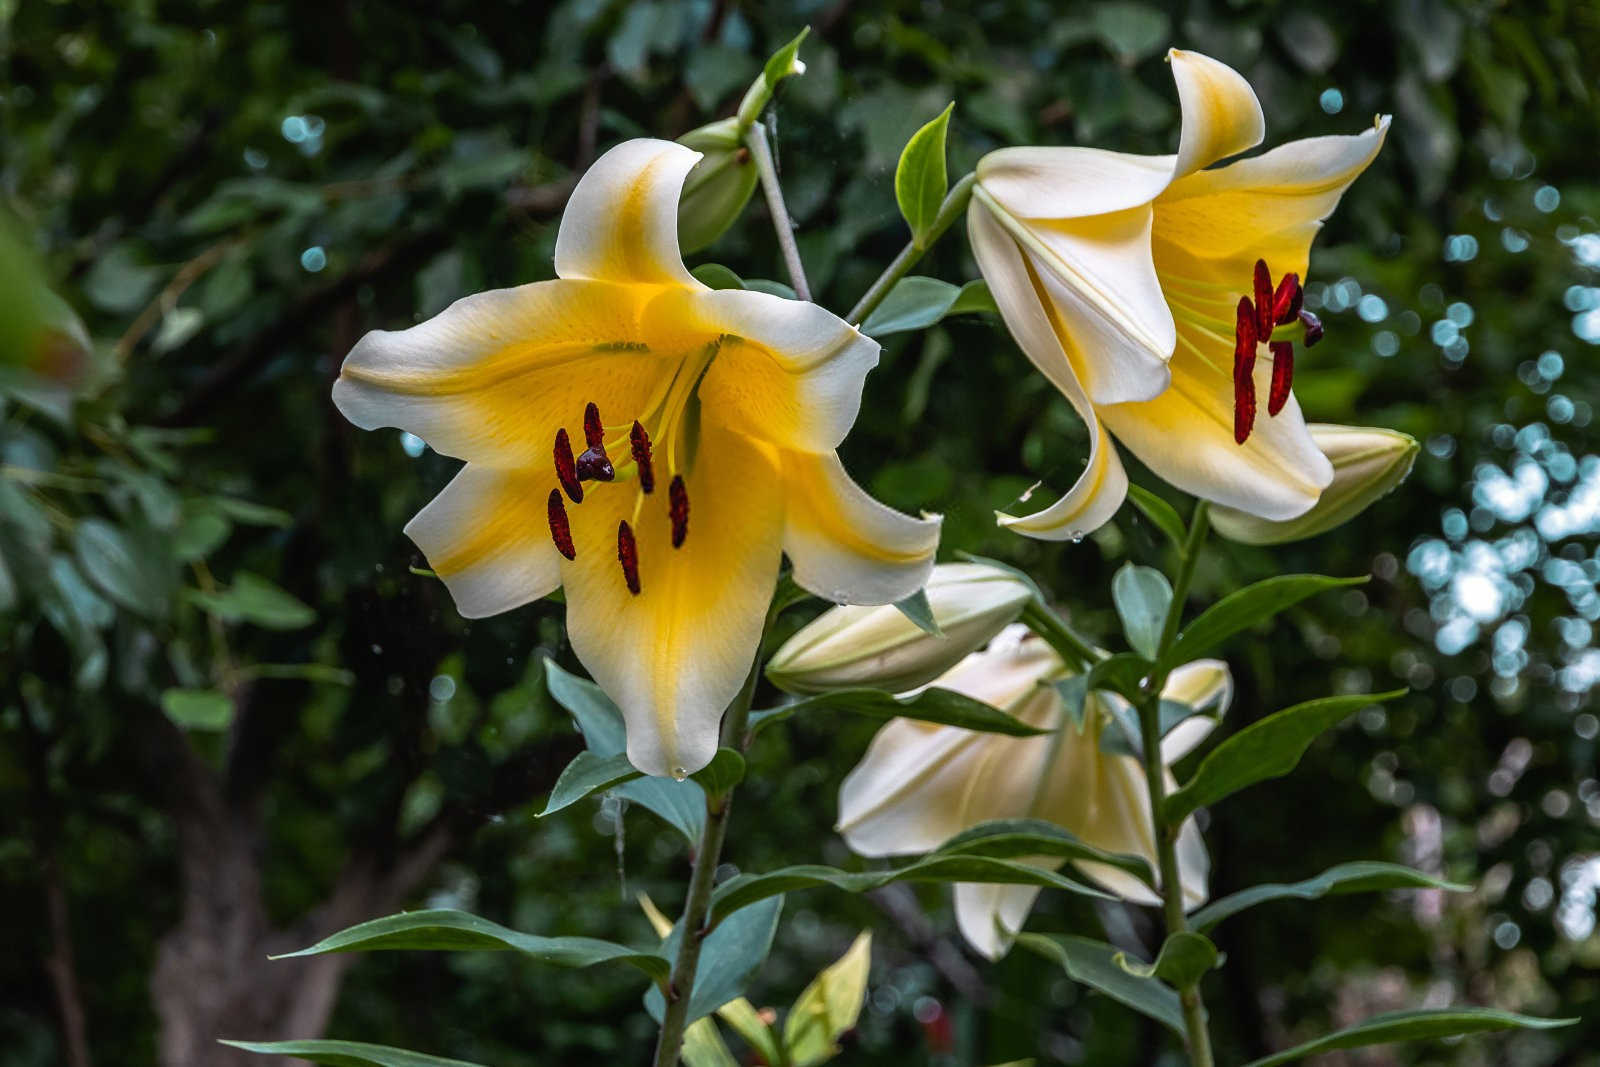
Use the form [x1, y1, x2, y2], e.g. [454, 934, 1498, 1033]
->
[1068, 530, 1085, 544]
[670, 766, 689, 781]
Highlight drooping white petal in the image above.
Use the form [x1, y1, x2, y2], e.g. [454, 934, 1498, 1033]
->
[837, 720, 1000, 856]
[968, 204, 1133, 539]
[977, 145, 1174, 220]
[954, 881, 1045, 961]
[780, 450, 939, 606]
[692, 288, 882, 453]
[553, 138, 703, 288]
[1159, 658, 1233, 763]
[1173, 814, 1212, 911]
[1167, 48, 1265, 180]
[403, 464, 563, 618]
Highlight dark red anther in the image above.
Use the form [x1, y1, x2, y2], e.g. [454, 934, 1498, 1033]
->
[583, 401, 605, 449]
[1233, 296, 1258, 445]
[1267, 340, 1295, 417]
[1298, 309, 1324, 347]
[1253, 259, 1275, 339]
[668, 475, 689, 548]
[576, 446, 615, 481]
[630, 421, 655, 494]
[1272, 272, 1302, 325]
[547, 490, 576, 560]
[553, 428, 583, 503]
[617, 520, 641, 594]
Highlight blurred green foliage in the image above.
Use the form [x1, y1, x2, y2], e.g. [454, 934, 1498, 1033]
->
[3, 0, 1599, 1065]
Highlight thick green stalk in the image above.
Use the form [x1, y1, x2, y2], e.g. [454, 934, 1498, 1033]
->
[1137, 501, 1214, 1067]
[845, 172, 976, 325]
[744, 121, 810, 302]
[1019, 598, 1101, 672]
[649, 596, 777, 1067]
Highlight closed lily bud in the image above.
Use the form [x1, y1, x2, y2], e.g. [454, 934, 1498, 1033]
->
[766, 562, 1034, 695]
[1210, 424, 1418, 545]
[675, 118, 758, 254]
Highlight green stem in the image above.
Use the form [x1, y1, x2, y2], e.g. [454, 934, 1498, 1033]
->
[1019, 599, 1101, 672]
[846, 172, 976, 326]
[1137, 500, 1214, 1067]
[650, 593, 781, 1067]
[744, 121, 810, 302]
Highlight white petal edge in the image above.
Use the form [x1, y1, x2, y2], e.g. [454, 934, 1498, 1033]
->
[781, 450, 940, 606]
[954, 881, 1044, 961]
[1159, 658, 1233, 763]
[553, 138, 703, 288]
[1168, 48, 1265, 180]
[403, 464, 562, 619]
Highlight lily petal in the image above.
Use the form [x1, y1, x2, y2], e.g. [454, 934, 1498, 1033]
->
[968, 204, 1133, 538]
[1168, 49, 1265, 180]
[692, 288, 883, 453]
[837, 721, 1002, 856]
[332, 278, 668, 466]
[553, 138, 704, 289]
[781, 450, 940, 606]
[977, 145, 1175, 220]
[954, 881, 1045, 961]
[1158, 117, 1391, 265]
[1100, 345, 1333, 520]
[562, 425, 783, 777]
[1159, 658, 1233, 763]
[404, 464, 563, 618]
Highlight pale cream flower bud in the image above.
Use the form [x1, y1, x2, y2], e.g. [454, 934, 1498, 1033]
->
[1210, 423, 1418, 545]
[766, 562, 1034, 694]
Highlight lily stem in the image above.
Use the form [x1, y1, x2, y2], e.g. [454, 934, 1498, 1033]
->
[846, 172, 976, 326]
[650, 593, 778, 1067]
[1020, 598, 1102, 673]
[1136, 500, 1215, 1067]
[744, 120, 811, 302]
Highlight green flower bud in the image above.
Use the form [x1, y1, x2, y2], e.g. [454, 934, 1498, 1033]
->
[1211, 424, 1418, 545]
[676, 118, 758, 254]
[767, 562, 1035, 694]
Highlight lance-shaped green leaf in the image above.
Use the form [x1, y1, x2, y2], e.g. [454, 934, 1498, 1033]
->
[1112, 563, 1172, 660]
[707, 856, 1109, 929]
[1017, 934, 1184, 1036]
[646, 897, 783, 1026]
[1160, 574, 1366, 670]
[893, 586, 942, 635]
[185, 572, 315, 630]
[1099, 699, 1212, 760]
[1125, 484, 1187, 551]
[272, 908, 669, 983]
[1083, 652, 1148, 704]
[1239, 1008, 1576, 1067]
[1113, 931, 1218, 988]
[895, 103, 954, 247]
[539, 751, 641, 816]
[860, 277, 995, 336]
[933, 818, 1153, 885]
[1165, 691, 1406, 822]
[746, 686, 1049, 739]
[545, 659, 707, 841]
[220, 1039, 486, 1067]
[1189, 861, 1471, 933]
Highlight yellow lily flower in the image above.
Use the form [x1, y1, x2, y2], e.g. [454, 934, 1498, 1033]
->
[837, 625, 1230, 959]
[333, 139, 940, 777]
[969, 48, 1390, 539]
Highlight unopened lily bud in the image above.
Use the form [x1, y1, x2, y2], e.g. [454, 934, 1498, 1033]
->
[1211, 424, 1417, 545]
[767, 562, 1034, 694]
[675, 118, 757, 253]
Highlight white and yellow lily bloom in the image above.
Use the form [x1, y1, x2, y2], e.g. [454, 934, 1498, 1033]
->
[837, 626, 1231, 959]
[332, 138, 940, 778]
[969, 48, 1390, 539]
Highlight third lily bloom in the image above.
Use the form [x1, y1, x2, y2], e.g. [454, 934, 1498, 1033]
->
[969, 48, 1396, 539]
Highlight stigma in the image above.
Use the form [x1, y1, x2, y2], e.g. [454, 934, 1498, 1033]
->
[1231, 259, 1317, 444]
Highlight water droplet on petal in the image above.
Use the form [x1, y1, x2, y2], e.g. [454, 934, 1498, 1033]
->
[670, 766, 689, 781]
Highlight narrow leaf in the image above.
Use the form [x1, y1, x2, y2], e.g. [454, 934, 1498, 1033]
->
[222, 1036, 480, 1062]
[1240, 1008, 1576, 1067]
[161, 688, 235, 731]
[1124, 484, 1186, 551]
[895, 103, 954, 247]
[1162, 574, 1366, 670]
[220, 1039, 485, 1067]
[1017, 934, 1184, 1035]
[933, 818, 1153, 884]
[747, 686, 1049, 739]
[1112, 564, 1172, 660]
[647, 897, 783, 1025]
[893, 587, 943, 635]
[1099, 699, 1210, 760]
[1190, 861, 1471, 933]
[539, 751, 641, 816]
[272, 908, 669, 982]
[1165, 691, 1406, 822]
[708, 856, 1109, 929]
